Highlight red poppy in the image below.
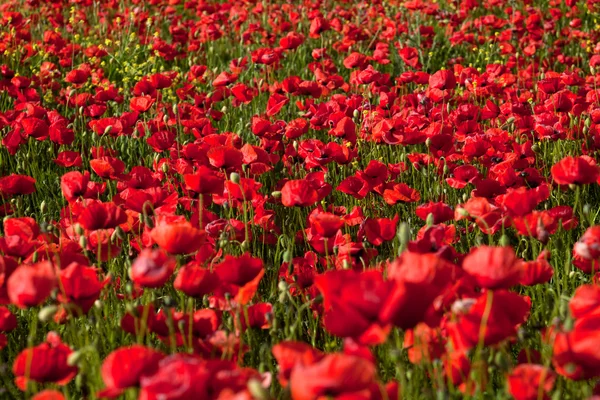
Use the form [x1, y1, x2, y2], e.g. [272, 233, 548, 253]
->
[416, 202, 454, 224]
[13, 332, 77, 390]
[150, 218, 206, 254]
[507, 364, 556, 400]
[129, 95, 155, 112]
[78, 201, 127, 231]
[183, 166, 225, 194]
[281, 179, 319, 207]
[174, 261, 219, 298]
[139, 354, 210, 400]
[207, 146, 243, 170]
[520, 250, 554, 286]
[446, 290, 530, 351]
[551, 156, 599, 185]
[359, 215, 399, 246]
[32, 390, 65, 400]
[272, 341, 323, 386]
[380, 252, 459, 329]
[59, 262, 107, 314]
[462, 246, 523, 289]
[266, 93, 289, 117]
[552, 315, 600, 380]
[315, 270, 392, 344]
[60, 171, 91, 202]
[289, 353, 377, 400]
[0, 174, 36, 196]
[0, 306, 17, 331]
[7, 261, 56, 308]
[309, 211, 344, 237]
[98, 345, 165, 398]
[213, 253, 264, 305]
[130, 248, 176, 288]
[569, 284, 600, 320]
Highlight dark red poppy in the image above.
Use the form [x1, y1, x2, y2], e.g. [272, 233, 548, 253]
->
[139, 354, 210, 400]
[13, 332, 77, 391]
[266, 93, 289, 117]
[183, 166, 225, 194]
[359, 215, 399, 246]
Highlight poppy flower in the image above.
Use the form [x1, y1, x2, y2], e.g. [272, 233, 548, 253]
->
[139, 354, 210, 400]
[59, 262, 107, 314]
[60, 171, 90, 202]
[315, 270, 392, 344]
[569, 284, 600, 320]
[416, 202, 454, 224]
[309, 212, 344, 237]
[7, 261, 56, 308]
[130, 248, 176, 288]
[272, 341, 323, 386]
[184, 166, 225, 194]
[98, 345, 165, 398]
[0, 306, 17, 332]
[150, 218, 206, 255]
[462, 246, 523, 289]
[32, 390, 65, 400]
[359, 215, 399, 246]
[13, 332, 77, 391]
[551, 156, 599, 185]
[289, 353, 377, 400]
[507, 364, 556, 400]
[552, 315, 600, 380]
[446, 290, 530, 351]
[519, 250, 554, 286]
[0, 174, 36, 196]
[129, 95, 155, 112]
[78, 201, 127, 231]
[213, 253, 264, 305]
[380, 252, 458, 329]
[266, 93, 289, 117]
[207, 146, 243, 170]
[281, 179, 319, 207]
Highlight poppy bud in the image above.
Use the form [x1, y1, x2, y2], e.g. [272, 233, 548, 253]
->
[342, 259, 351, 270]
[161, 163, 169, 173]
[282, 250, 292, 263]
[241, 240, 250, 251]
[397, 222, 410, 254]
[271, 191, 282, 198]
[585, 117, 592, 128]
[40, 200, 47, 214]
[568, 184, 576, 190]
[104, 125, 112, 135]
[425, 138, 431, 147]
[531, 143, 540, 152]
[426, 213, 435, 227]
[499, 234, 510, 247]
[583, 204, 591, 216]
[506, 117, 515, 125]
[74, 223, 85, 236]
[353, 109, 360, 119]
[293, 140, 298, 151]
[278, 281, 288, 292]
[163, 114, 168, 124]
[78, 106, 84, 115]
[32, 251, 38, 263]
[457, 207, 469, 217]
[248, 379, 270, 400]
[230, 172, 240, 185]
[79, 235, 87, 249]
[38, 305, 58, 322]
[67, 350, 84, 366]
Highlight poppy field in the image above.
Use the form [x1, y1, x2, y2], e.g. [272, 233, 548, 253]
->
[2, 0, 600, 398]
